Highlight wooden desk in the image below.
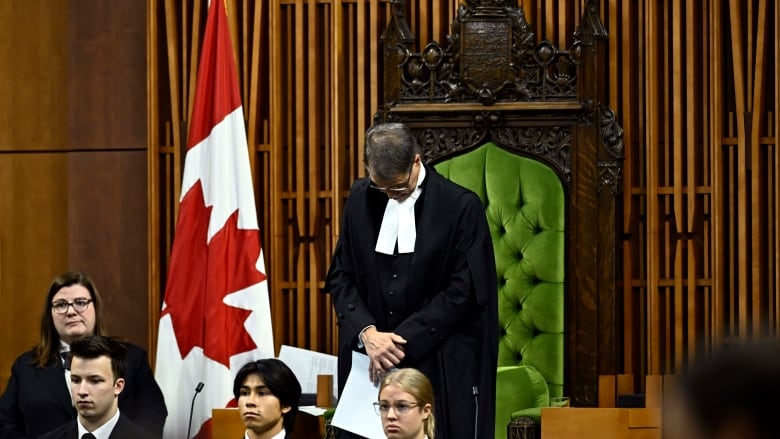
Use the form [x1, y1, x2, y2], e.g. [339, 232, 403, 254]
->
[541, 408, 661, 439]
[211, 408, 323, 439]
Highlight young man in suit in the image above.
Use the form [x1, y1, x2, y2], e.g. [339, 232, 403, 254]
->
[233, 359, 302, 439]
[39, 336, 153, 439]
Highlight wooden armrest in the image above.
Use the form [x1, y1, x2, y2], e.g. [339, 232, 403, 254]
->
[212, 408, 245, 439]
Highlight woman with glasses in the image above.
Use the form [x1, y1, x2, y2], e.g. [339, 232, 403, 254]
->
[0, 271, 167, 438]
[375, 368, 435, 439]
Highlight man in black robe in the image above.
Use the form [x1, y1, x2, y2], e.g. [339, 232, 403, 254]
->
[326, 122, 498, 439]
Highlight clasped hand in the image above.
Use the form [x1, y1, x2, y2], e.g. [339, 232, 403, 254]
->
[362, 327, 406, 384]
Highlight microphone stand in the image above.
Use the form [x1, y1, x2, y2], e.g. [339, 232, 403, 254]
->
[186, 382, 205, 438]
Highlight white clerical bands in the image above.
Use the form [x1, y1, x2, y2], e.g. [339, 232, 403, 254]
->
[375, 165, 426, 255]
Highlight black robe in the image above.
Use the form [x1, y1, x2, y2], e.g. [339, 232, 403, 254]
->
[326, 165, 498, 439]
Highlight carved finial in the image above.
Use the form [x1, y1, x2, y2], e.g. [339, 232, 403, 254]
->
[574, 0, 608, 45]
[381, 0, 415, 45]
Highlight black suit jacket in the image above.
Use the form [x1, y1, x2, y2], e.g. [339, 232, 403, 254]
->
[0, 343, 166, 439]
[37, 413, 154, 439]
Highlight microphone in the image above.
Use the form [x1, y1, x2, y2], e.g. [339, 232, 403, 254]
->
[186, 382, 205, 438]
[472, 386, 479, 439]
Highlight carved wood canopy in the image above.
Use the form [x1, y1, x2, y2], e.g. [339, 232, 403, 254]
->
[375, 0, 624, 406]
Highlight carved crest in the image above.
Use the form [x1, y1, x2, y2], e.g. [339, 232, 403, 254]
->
[382, 0, 584, 105]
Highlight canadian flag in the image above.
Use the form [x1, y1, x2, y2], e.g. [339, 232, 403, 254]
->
[154, 1, 275, 438]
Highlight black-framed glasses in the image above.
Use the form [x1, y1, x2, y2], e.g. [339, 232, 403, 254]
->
[51, 298, 92, 314]
[369, 161, 415, 194]
[373, 401, 420, 416]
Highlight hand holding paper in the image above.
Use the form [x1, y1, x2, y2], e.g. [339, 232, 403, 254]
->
[331, 351, 386, 439]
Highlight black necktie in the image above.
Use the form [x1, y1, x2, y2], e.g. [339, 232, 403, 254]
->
[60, 351, 71, 370]
[81, 434, 96, 439]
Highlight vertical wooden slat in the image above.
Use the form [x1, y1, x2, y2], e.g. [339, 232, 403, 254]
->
[418, 1, 429, 52]
[619, 0, 636, 376]
[727, 0, 749, 339]
[699, 1, 711, 353]
[750, 0, 768, 335]
[776, 0, 780, 335]
[269, 0, 283, 349]
[164, 0, 183, 214]
[186, 0, 203, 138]
[558, 0, 567, 49]
[645, 0, 661, 374]
[432, 0, 442, 45]
[293, 0, 306, 346]
[685, 0, 697, 235]
[684, 0, 697, 361]
[356, 0, 366, 176]
[247, 0, 264, 170]
[369, 0, 379, 135]
[545, 0, 554, 43]
[330, 0, 343, 354]
[710, 0, 724, 343]
[671, 0, 684, 369]
[241, 0, 249, 111]
[307, 0, 320, 350]
[147, 0, 161, 362]
[608, 0, 618, 111]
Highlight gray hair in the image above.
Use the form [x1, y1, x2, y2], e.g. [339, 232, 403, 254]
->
[364, 123, 421, 181]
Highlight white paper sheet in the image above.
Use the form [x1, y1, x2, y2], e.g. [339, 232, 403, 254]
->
[277, 345, 339, 403]
[331, 351, 385, 439]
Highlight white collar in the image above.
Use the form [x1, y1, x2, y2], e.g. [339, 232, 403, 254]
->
[244, 428, 286, 439]
[375, 164, 426, 255]
[78, 408, 120, 439]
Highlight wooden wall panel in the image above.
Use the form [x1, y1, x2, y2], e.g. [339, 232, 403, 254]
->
[67, 1, 147, 149]
[0, 154, 69, 391]
[0, 0, 68, 150]
[614, 0, 778, 382]
[67, 151, 149, 348]
[0, 1, 149, 391]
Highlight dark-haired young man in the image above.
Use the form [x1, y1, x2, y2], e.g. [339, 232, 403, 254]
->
[233, 359, 302, 439]
[40, 335, 154, 439]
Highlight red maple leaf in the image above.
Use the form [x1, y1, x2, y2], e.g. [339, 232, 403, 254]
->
[162, 180, 266, 367]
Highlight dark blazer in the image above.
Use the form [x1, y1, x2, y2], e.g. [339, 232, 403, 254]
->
[37, 413, 154, 439]
[0, 343, 166, 439]
[326, 165, 499, 439]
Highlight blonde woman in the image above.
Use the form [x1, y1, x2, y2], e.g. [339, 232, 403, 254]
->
[375, 368, 436, 439]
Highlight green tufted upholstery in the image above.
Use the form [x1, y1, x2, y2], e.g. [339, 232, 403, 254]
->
[434, 142, 565, 438]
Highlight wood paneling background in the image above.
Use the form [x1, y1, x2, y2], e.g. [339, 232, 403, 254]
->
[1, 0, 775, 410]
[148, 0, 779, 390]
[0, 0, 149, 392]
[611, 0, 779, 380]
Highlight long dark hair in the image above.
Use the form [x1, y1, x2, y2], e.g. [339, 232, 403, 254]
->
[32, 271, 106, 368]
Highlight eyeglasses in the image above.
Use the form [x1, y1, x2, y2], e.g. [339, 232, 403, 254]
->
[373, 401, 420, 416]
[369, 161, 415, 194]
[51, 298, 93, 314]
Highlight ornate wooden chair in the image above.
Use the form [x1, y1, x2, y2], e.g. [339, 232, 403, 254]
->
[374, 1, 623, 437]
